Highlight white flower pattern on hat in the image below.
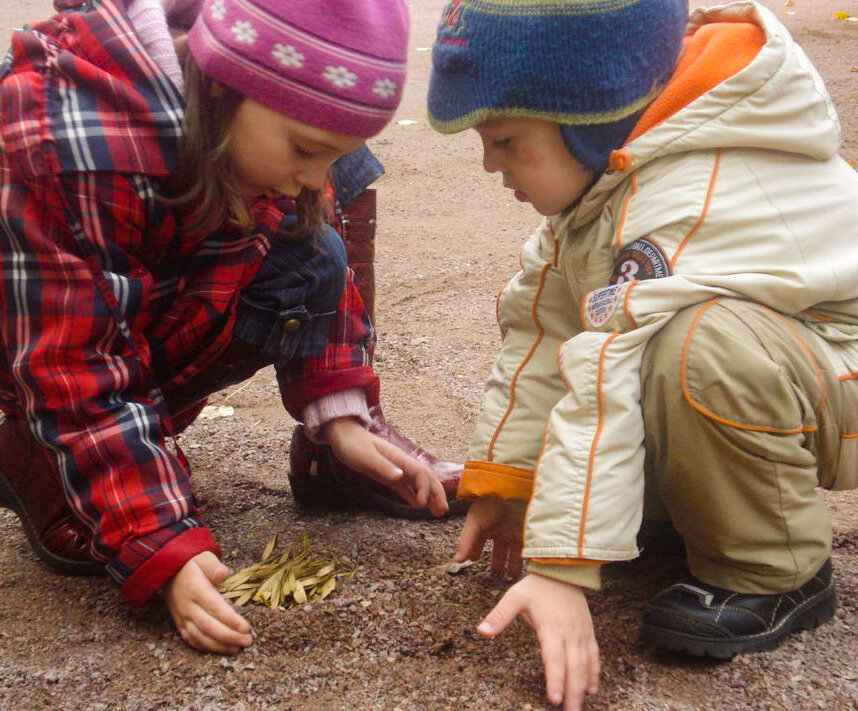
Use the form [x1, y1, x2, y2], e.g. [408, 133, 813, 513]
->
[272, 44, 305, 69]
[323, 66, 357, 89]
[372, 78, 397, 99]
[210, 0, 226, 21]
[231, 20, 258, 44]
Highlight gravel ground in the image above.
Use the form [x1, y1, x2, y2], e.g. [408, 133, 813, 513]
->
[1, 1, 857, 709]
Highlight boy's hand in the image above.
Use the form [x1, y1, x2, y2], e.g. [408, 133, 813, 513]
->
[477, 574, 600, 711]
[454, 497, 525, 577]
[164, 551, 253, 654]
[324, 416, 449, 517]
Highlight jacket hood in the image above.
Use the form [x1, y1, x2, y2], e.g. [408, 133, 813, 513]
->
[572, 1, 841, 222]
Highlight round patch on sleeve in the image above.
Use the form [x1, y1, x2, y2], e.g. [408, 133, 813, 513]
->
[611, 238, 671, 285]
[585, 284, 624, 328]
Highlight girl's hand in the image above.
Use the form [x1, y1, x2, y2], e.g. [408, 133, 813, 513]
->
[477, 574, 600, 711]
[454, 497, 526, 578]
[324, 417, 449, 517]
[164, 551, 253, 654]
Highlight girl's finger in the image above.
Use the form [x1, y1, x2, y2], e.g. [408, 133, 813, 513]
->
[372, 439, 449, 515]
[410, 467, 430, 508]
[374, 439, 433, 481]
[425, 475, 449, 516]
[182, 618, 243, 655]
[194, 551, 231, 584]
[389, 478, 420, 508]
[198, 578, 253, 635]
[356, 443, 407, 484]
[192, 604, 253, 650]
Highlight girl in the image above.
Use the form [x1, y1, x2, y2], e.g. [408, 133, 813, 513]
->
[0, 0, 449, 655]
[428, 1, 858, 709]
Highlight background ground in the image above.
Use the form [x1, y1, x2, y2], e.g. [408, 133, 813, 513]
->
[1, 1, 857, 709]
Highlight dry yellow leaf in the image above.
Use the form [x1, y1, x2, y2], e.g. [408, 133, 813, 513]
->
[261, 534, 278, 562]
[316, 577, 337, 601]
[293, 581, 308, 605]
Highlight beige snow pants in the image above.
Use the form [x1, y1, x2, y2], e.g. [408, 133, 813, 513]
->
[641, 298, 858, 594]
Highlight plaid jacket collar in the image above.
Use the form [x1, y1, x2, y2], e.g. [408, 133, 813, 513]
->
[2, 0, 183, 179]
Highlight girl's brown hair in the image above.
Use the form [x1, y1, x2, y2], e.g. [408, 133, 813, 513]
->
[169, 54, 325, 238]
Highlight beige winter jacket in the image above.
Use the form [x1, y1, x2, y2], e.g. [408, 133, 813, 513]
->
[458, 1, 858, 587]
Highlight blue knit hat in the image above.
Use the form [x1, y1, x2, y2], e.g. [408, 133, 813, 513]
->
[427, 0, 688, 172]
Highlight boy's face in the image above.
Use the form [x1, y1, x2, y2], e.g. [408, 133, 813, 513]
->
[474, 117, 594, 216]
[229, 97, 364, 200]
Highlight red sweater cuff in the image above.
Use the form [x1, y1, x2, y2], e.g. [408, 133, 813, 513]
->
[119, 527, 221, 607]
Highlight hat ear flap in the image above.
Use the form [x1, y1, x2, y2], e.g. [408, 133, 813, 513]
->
[560, 112, 642, 173]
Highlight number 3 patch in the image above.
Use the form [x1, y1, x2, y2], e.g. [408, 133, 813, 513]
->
[610, 238, 670, 285]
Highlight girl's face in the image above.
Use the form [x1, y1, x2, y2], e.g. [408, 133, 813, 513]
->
[474, 117, 594, 216]
[229, 97, 365, 199]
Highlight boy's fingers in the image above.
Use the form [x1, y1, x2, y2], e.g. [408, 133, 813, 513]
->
[477, 588, 522, 637]
[490, 540, 508, 575]
[562, 642, 588, 711]
[455, 518, 487, 562]
[536, 627, 566, 708]
[586, 638, 601, 694]
[508, 548, 524, 579]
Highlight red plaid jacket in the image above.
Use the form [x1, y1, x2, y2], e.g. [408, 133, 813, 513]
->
[0, 0, 378, 604]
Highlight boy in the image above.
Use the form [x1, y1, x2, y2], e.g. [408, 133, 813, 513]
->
[428, 1, 858, 709]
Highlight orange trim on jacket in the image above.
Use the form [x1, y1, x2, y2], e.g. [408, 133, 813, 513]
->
[457, 460, 535, 501]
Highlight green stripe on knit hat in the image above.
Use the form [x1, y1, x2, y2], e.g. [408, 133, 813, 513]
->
[428, 85, 663, 134]
[463, 0, 649, 16]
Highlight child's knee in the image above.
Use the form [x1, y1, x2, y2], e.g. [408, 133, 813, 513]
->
[645, 299, 818, 434]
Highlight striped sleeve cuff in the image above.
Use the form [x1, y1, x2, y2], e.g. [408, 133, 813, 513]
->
[527, 560, 603, 591]
[301, 387, 371, 443]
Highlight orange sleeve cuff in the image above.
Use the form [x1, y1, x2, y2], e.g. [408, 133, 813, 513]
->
[457, 460, 534, 501]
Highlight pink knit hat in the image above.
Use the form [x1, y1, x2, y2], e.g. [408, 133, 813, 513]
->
[187, 0, 409, 138]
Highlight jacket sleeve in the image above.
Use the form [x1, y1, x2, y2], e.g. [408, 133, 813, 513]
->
[459, 219, 576, 502]
[0, 171, 219, 605]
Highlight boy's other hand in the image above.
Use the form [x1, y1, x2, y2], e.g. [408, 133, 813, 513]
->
[454, 497, 525, 577]
[324, 416, 448, 517]
[165, 552, 254, 654]
[477, 574, 600, 711]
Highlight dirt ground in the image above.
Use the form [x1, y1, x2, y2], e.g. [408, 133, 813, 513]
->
[1, 1, 857, 709]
